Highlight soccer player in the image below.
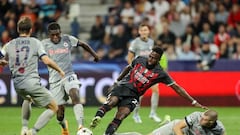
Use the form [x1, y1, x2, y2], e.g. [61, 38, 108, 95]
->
[41, 22, 100, 135]
[90, 46, 207, 135]
[0, 17, 65, 135]
[150, 109, 225, 135]
[127, 23, 167, 123]
[114, 109, 225, 135]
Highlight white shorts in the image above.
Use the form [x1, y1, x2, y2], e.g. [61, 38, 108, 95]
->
[49, 74, 81, 105]
[16, 84, 53, 107]
[151, 120, 181, 135]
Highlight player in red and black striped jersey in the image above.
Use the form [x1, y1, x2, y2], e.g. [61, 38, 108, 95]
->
[90, 46, 207, 135]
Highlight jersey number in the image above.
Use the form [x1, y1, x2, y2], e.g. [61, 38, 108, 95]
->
[15, 46, 30, 66]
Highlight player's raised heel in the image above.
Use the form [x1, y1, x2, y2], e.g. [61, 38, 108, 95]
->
[61, 120, 69, 135]
[21, 127, 28, 135]
[90, 116, 101, 129]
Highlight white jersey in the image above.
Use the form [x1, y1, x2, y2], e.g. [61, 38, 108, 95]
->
[42, 34, 78, 83]
[0, 37, 46, 88]
[128, 37, 154, 58]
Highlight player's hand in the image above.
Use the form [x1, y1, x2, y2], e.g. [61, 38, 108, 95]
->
[93, 55, 101, 62]
[0, 59, 8, 66]
[194, 102, 209, 110]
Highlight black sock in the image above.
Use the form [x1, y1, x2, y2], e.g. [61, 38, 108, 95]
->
[96, 104, 112, 117]
[105, 118, 122, 135]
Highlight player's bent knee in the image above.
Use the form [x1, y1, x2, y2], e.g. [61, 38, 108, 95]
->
[47, 100, 58, 113]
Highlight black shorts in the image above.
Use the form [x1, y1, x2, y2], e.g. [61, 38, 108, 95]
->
[109, 85, 139, 111]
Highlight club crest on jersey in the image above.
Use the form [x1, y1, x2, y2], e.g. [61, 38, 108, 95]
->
[63, 42, 68, 47]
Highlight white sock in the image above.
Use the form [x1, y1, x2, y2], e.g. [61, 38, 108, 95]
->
[73, 104, 84, 126]
[33, 109, 55, 131]
[133, 96, 142, 116]
[150, 92, 159, 115]
[22, 100, 31, 127]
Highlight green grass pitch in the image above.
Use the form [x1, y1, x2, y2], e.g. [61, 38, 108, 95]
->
[0, 107, 239, 135]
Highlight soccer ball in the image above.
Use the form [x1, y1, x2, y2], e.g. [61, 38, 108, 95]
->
[77, 127, 93, 135]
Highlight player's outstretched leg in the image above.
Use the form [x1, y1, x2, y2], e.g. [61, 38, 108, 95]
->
[149, 85, 161, 123]
[132, 96, 142, 123]
[21, 100, 32, 135]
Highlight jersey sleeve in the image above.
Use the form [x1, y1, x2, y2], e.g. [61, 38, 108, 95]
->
[160, 71, 175, 86]
[37, 40, 47, 59]
[184, 112, 201, 127]
[128, 39, 137, 54]
[68, 35, 79, 47]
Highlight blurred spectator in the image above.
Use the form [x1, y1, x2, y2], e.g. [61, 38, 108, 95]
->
[172, 0, 186, 12]
[189, 13, 202, 35]
[177, 43, 197, 60]
[71, 17, 80, 38]
[215, 2, 229, 24]
[153, 0, 170, 20]
[218, 42, 229, 59]
[199, 22, 214, 43]
[214, 24, 231, 47]
[105, 15, 118, 37]
[0, 19, 6, 36]
[120, 1, 135, 23]
[191, 35, 202, 54]
[181, 24, 195, 45]
[180, 6, 191, 27]
[196, 41, 217, 71]
[188, 0, 200, 17]
[38, 0, 61, 34]
[107, 0, 122, 21]
[165, 45, 177, 60]
[20, 5, 38, 35]
[169, 12, 186, 37]
[154, 16, 168, 39]
[89, 15, 105, 51]
[227, 3, 240, 29]
[231, 42, 240, 59]
[157, 23, 176, 50]
[0, 0, 12, 19]
[0, 30, 11, 47]
[66, 0, 80, 22]
[12, 0, 25, 20]
[6, 19, 18, 39]
[123, 16, 135, 41]
[136, 0, 153, 13]
[208, 12, 220, 33]
[146, 7, 158, 27]
[104, 24, 128, 61]
[200, 1, 211, 23]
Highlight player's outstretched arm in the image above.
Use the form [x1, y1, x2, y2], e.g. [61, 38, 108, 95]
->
[116, 65, 131, 82]
[173, 120, 187, 135]
[78, 40, 100, 62]
[170, 83, 208, 109]
[41, 55, 65, 78]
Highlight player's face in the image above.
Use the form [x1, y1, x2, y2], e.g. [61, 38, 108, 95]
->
[49, 29, 61, 44]
[138, 26, 150, 40]
[147, 51, 160, 66]
[200, 114, 215, 127]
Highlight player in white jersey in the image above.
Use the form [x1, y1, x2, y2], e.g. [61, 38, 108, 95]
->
[127, 23, 167, 123]
[0, 17, 65, 135]
[113, 110, 224, 135]
[150, 109, 225, 135]
[41, 22, 100, 135]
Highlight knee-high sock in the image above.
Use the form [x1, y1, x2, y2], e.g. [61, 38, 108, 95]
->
[95, 104, 112, 118]
[22, 100, 31, 127]
[133, 96, 142, 116]
[150, 92, 159, 115]
[33, 109, 55, 132]
[73, 104, 84, 126]
[105, 118, 122, 135]
[58, 118, 67, 129]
